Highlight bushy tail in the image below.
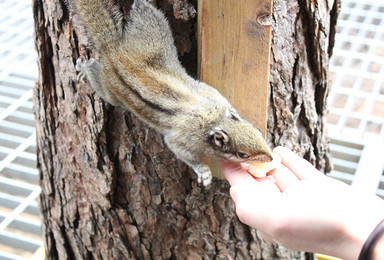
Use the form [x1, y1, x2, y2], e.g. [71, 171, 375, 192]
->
[76, 0, 121, 48]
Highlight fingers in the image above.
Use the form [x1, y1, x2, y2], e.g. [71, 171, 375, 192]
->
[221, 159, 299, 193]
[259, 231, 276, 244]
[221, 161, 256, 187]
[222, 161, 282, 192]
[273, 146, 324, 180]
[273, 164, 299, 192]
[222, 161, 280, 197]
[257, 177, 282, 193]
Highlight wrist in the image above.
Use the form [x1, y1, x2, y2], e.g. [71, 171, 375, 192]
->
[341, 196, 384, 260]
[371, 235, 384, 260]
[359, 219, 384, 260]
[316, 189, 384, 260]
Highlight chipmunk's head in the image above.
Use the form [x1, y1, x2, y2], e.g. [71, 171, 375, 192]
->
[208, 108, 273, 163]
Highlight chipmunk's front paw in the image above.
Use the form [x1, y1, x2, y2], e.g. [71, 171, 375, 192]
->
[76, 58, 98, 83]
[76, 57, 87, 83]
[193, 164, 212, 187]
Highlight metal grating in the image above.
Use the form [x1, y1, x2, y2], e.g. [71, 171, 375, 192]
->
[0, 0, 43, 259]
[328, 136, 363, 186]
[328, 135, 384, 197]
[327, 0, 384, 140]
[327, 0, 384, 197]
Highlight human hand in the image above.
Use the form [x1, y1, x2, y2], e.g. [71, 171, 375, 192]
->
[222, 146, 384, 259]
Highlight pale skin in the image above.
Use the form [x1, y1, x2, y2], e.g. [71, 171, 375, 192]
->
[222, 146, 384, 260]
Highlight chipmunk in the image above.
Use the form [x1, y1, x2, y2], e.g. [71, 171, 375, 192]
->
[74, 0, 273, 186]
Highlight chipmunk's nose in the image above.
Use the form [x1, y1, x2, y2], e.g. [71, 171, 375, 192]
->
[255, 153, 273, 163]
[261, 146, 273, 162]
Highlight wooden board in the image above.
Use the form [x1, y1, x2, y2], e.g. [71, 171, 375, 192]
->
[198, 0, 273, 178]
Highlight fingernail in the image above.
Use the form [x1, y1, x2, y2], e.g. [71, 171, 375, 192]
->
[272, 146, 283, 153]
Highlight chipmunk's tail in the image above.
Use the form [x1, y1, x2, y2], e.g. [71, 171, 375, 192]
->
[76, 0, 122, 48]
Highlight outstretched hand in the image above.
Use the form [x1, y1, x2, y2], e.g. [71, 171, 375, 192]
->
[222, 146, 384, 259]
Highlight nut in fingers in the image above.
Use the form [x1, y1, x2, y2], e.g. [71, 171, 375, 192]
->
[247, 154, 281, 178]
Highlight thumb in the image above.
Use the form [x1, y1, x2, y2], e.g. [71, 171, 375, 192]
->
[229, 186, 239, 204]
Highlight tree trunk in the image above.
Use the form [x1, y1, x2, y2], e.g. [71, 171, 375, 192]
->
[33, 0, 338, 259]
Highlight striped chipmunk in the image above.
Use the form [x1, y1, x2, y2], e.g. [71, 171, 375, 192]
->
[75, 0, 273, 186]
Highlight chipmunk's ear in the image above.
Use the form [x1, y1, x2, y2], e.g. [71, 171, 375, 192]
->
[225, 109, 242, 121]
[209, 127, 229, 148]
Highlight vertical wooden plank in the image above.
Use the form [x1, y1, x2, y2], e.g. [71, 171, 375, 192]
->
[198, 0, 272, 135]
[198, 0, 273, 178]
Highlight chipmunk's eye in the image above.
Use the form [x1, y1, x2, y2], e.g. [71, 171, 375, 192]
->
[236, 152, 250, 159]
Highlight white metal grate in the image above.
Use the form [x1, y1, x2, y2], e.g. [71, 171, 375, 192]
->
[327, 0, 384, 197]
[328, 134, 384, 197]
[327, 0, 384, 140]
[0, 0, 43, 259]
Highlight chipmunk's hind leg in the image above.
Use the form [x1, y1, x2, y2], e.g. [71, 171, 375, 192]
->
[109, 5, 124, 37]
[76, 58, 121, 106]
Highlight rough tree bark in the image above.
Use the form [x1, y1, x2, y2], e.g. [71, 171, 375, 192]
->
[33, 0, 338, 259]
